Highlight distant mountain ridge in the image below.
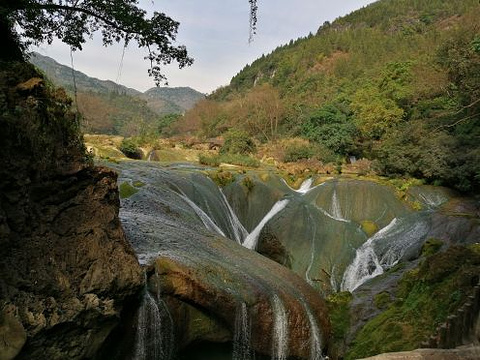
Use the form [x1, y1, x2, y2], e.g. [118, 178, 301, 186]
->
[29, 52, 205, 136]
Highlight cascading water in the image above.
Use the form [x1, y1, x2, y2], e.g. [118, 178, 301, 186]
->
[305, 213, 317, 287]
[133, 272, 175, 360]
[243, 199, 290, 250]
[282, 178, 320, 194]
[302, 302, 323, 360]
[133, 290, 164, 360]
[340, 237, 384, 292]
[418, 192, 449, 209]
[233, 302, 255, 360]
[341, 214, 430, 292]
[271, 294, 289, 360]
[330, 189, 344, 221]
[177, 192, 226, 237]
[220, 189, 249, 244]
[116, 162, 449, 359]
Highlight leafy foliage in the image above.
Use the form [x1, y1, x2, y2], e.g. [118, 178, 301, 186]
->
[302, 104, 357, 154]
[220, 129, 256, 155]
[2, 0, 193, 84]
[119, 138, 142, 159]
[188, 0, 480, 191]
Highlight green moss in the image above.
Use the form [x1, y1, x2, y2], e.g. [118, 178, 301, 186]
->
[346, 246, 480, 360]
[374, 292, 392, 310]
[411, 200, 423, 211]
[360, 220, 379, 237]
[326, 291, 353, 343]
[421, 238, 444, 257]
[207, 170, 235, 187]
[132, 180, 146, 188]
[119, 181, 139, 199]
[242, 176, 255, 191]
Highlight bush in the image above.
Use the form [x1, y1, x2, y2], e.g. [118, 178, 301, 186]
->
[220, 129, 256, 155]
[302, 104, 358, 155]
[199, 153, 260, 168]
[199, 154, 221, 167]
[283, 143, 314, 162]
[119, 138, 143, 159]
[207, 170, 235, 187]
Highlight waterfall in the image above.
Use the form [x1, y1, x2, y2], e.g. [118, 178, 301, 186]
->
[340, 239, 384, 292]
[330, 189, 344, 220]
[271, 294, 289, 360]
[330, 264, 338, 293]
[133, 280, 174, 360]
[303, 302, 323, 360]
[282, 178, 315, 194]
[341, 214, 430, 292]
[418, 192, 448, 209]
[305, 214, 317, 287]
[243, 199, 290, 250]
[147, 151, 154, 162]
[133, 291, 164, 360]
[178, 192, 226, 237]
[341, 218, 397, 292]
[220, 189, 249, 244]
[233, 302, 255, 360]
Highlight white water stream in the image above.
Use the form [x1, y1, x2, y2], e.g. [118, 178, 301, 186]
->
[271, 294, 289, 360]
[330, 189, 343, 220]
[243, 199, 290, 250]
[233, 302, 254, 360]
[341, 218, 397, 292]
[303, 302, 324, 360]
[282, 178, 317, 194]
[220, 189, 249, 244]
[341, 215, 429, 292]
[178, 192, 226, 237]
[133, 291, 163, 360]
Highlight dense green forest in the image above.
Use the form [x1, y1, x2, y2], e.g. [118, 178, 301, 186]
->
[176, 0, 480, 192]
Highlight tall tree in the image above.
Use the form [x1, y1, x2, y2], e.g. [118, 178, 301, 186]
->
[1, 1, 259, 84]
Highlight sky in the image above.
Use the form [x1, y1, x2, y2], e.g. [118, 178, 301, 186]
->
[34, 0, 378, 94]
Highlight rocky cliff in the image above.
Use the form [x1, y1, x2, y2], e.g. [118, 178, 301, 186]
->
[0, 61, 144, 359]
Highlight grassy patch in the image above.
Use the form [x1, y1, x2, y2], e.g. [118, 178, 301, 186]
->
[119, 182, 139, 199]
[346, 245, 480, 360]
[199, 153, 260, 168]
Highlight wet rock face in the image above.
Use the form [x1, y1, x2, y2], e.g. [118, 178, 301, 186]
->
[152, 255, 330, 359]
[0, 62, 143, 359]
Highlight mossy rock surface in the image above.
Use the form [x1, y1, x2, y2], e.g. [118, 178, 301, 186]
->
[346, 245, 480, 360]
[119, 182, 139, 199]
[360, 220, 379, 237]
[421, 238, 444, 257]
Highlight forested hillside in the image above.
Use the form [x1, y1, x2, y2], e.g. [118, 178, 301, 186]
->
[179, 0, 480, 192]
[30, 53, 204, 136]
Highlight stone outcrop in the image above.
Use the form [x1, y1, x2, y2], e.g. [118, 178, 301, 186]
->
[358, 346, 480, 360]
[0, 61, 143, 359]
[109, 162, 332, 359]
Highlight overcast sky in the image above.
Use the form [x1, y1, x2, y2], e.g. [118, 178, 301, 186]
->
[34, 0, 377, 94]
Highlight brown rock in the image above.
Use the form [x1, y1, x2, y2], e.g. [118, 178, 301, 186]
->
[0, 61, 144, 359]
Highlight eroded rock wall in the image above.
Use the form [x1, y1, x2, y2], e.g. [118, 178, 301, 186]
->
[0, 61, 143, 359]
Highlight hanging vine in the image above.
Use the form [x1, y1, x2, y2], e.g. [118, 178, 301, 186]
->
[248, 0, 258, 43]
